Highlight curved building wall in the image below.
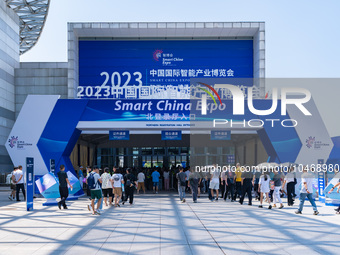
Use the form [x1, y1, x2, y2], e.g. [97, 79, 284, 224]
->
[0, 1, 19, 173]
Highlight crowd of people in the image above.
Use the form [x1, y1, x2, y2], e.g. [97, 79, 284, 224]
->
[174, 163, 340, 216]
[6, 162, 340, 216]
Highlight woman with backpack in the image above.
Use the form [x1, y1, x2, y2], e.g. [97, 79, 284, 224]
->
[258, 170, 272, 209]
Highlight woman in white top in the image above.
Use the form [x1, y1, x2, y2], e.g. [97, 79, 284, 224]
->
[258, 172, 272, 209]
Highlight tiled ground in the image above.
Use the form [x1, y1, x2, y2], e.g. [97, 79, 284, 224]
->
[0, 190, 340, 255]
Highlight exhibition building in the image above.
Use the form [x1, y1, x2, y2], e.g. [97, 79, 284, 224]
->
[0, 0, 337, 186]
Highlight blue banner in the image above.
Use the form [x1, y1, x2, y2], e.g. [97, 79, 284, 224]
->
[26, 157, 34, 211]
[50, 159, 55, 175]
[318, 159, 325, 197]
[162, 130, 182, 140]
[211, 130, 231, 140]
[109, 130, 130, 140]
[78, 40, 253, 98]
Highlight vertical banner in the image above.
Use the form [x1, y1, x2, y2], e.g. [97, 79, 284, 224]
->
[50, 159, 55, 175]
[26, 157, 34, 211]
[318, 159, 325, 202]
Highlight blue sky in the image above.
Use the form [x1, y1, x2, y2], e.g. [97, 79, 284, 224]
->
[21, 0, 340, 78]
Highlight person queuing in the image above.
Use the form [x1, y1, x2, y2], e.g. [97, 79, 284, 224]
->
[12, 165, 25, 201]
[57, 165, 72, 210]
[295, 167, 319, 215]
[177, 166, 187, 203]
[101, 167, 113, 206]
[137, 170, 146, 194]
[163, 169, 170, 191]
[239, 167, 253, 205]
[272, 168, 284, 209]
[122, 168, 137, 205]
[281, 166, 296, 206]
[152, 168, 160, 194]
[328, 179, 340, 214]
[258, 170, 272, 209]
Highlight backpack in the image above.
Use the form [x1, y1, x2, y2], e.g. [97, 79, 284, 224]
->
[87, 172, 97, 190]
[126, 175, 131, 186]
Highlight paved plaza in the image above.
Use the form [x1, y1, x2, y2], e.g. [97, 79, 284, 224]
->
[0, 190, 340, 255]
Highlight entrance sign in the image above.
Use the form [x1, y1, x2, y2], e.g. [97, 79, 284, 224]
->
[162, 130, 182, 140]
[26, 157, 34, 211]
[211, 130, 231, 140]
[109, 130, 129, 140]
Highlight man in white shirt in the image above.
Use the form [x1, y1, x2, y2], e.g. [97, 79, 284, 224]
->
[13, 165, 25, 201]
[295, 167, 319, 215]
[137, 171, 145, 194]
[111, 167, 124, 207]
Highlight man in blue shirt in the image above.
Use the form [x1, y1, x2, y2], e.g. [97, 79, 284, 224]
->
[151, 168, 161, 194]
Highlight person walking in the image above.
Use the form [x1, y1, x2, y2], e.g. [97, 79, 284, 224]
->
[57, 165, 72, 210]
[123, 168, 137, 205]
[86, 167, 103, 215]
[253, 167, 261, 201]
[210, 165, 220, 202]
[185, 167, 191, 192]
[7, 168, 16, 201]
[328, 179, 340, 214]
[137, 170, 146, 194]
[163, 169, 170, 191]
[111, 167, 124, 207]
[151, 168, 161, 194]
[189, 168, 200, 203]
[282, 167, 296, 206]
[220, 170, 226, 199]
[239, 167, 253, 205]
[295, 167, 319, 215]
[258, 171, 272, 209]
[101, 167, 113, 206]
[272, 168, 284, 209]
[233, 163, 242, 201]
[224, 169, 235, 201]
[13, 166, 25, 201]
[176, 166, 187, 202]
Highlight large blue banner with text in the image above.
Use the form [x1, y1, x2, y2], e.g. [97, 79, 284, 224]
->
[78, 40, 253, 99]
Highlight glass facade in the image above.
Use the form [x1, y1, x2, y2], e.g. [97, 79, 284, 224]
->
[97, 146, 235, 169]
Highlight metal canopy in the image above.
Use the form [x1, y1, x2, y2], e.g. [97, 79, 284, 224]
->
[5, 0, 50, 54]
